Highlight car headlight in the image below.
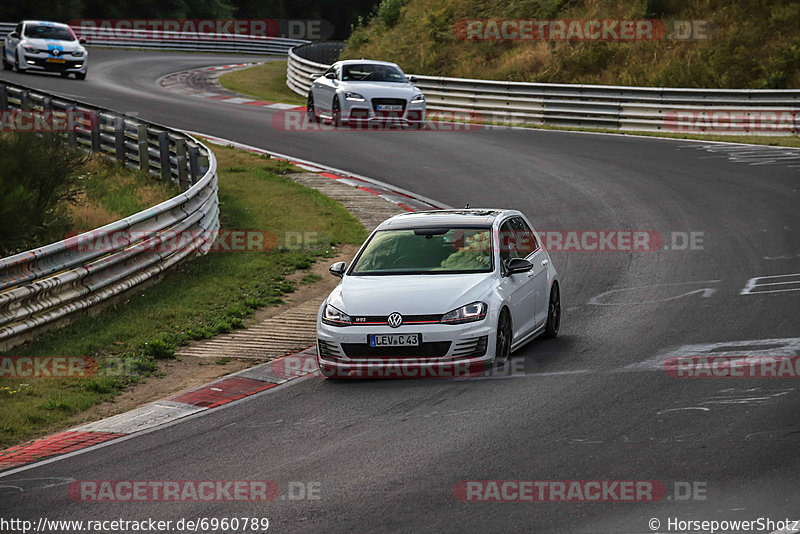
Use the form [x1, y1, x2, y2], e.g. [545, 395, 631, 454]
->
[23, 45, 38, 54]
[71, 50, 85, 57]
[441, 302, 487, 324]
[411, 93, 425, 103]
[322, 304, 352, 326]
[344, 92, 366, 102]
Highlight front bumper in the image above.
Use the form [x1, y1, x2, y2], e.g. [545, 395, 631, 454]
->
[316, 318, 496, 377]
[341, 98, 426, 126]
[22, 53, 87, 73]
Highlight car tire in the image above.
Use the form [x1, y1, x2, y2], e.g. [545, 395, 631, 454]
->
[76, 71, 86, 80]
[15, 52, 25, 74]
[306, 93, 318, 123]
[331, 97, 341, 127]
[60, 72, 70, 78]
[2, 54, 10, 71]
[495, 308, 512, 364]
[542, 283, 561, 339]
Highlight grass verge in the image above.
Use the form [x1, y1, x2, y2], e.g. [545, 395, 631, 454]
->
[0, 143, 366, 449]
[218, 61, 305, 106]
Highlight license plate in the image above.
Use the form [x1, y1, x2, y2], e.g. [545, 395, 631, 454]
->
[377, 105, 403, 111]
[369, 334, 419, 347]
[46, 58, 66, 64]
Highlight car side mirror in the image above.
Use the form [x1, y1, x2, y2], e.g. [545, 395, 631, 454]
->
[325, 72, 336, 80]
[506, 257, 533, 275]
[10, 32, 19, 39]
[329, 261, 346, 278]
[407, 75, 416, 83]
[79, 38, 87, 44]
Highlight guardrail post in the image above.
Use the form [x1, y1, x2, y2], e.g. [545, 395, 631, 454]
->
[188, 146, 200, 184]
[199, 152, 209, 174]
[20, 90, 30, 110]
[157, 131, 171, 182]
[137, 124, 150, 172]
[90, 114, 101, 152]
[114, 116, 125, 161]
[41, 96, 52, 112]
[0, 84, 6, 111]
[65, 104, 77, 146]
[175, 138, 189, 190]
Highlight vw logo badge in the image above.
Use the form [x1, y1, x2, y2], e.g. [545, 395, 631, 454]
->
[387, 312, 403, 328]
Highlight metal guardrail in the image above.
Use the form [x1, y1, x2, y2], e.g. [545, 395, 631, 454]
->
[0, 22, 308, 55]
[286, 42, 344, 96]
[0, 81, 220, 348]
[286, 42, 800, 135]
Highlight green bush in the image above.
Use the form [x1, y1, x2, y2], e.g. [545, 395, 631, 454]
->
[142, 338, 176, 360]
[378, 0, 404, 27]
[0, 133, 87, 256]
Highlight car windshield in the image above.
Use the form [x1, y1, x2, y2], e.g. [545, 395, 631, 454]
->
[24, 24, 76, 41]
[350, 227, 493, 275]
[342, 64, 406, 83]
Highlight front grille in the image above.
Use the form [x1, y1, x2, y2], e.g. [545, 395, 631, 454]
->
[371, 98, 406, 116]
[351, 314, 443, 326]
[452, 336, 488, 358]
[342, 341, 451, 359]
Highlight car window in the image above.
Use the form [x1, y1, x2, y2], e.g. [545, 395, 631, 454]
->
[510, 217, 538, 257]
[350, 227, 493, 275]
[24, 24, 76, 41]
[498, 220, 519, 266]
[342, 64, 406, 83]
[15, 23, 22, 36]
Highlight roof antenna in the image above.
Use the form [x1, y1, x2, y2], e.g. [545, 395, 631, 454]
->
[464, 202, 470, 209]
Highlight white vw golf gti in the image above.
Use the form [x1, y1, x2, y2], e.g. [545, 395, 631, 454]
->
[307, 60, 425, 128]
[316, 209, 561, 377]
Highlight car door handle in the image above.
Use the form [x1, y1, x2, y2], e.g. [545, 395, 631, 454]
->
[541, 259, 549, 266]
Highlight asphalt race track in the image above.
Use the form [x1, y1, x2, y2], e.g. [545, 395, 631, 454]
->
[2, 49, 799, 533]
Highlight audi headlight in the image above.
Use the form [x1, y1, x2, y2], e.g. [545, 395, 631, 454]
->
[344, 92, 366, 102]
[441, 302, 487, 324]
[322, 304, 352, 326]
[23, 45, 38, 54]
[411, 93, 425, 103]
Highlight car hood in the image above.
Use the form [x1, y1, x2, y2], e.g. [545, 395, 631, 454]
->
[328, 273, 496, 315]
[22, 38, 83, 53]
[339, 81, 420, 98]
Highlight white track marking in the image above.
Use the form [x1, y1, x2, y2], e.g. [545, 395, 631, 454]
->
[628, 337, 800, 372]
[588, 280, 720, 306]
[741, 273, 800, 294]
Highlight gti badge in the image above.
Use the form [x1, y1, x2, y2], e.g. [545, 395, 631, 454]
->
[387, 312, 403, 328]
